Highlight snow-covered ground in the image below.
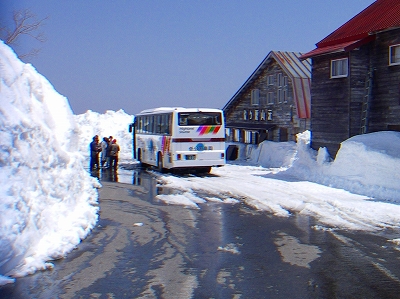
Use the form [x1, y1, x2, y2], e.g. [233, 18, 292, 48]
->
[156, 133, 400, 232]
[1, 40, 400, 287]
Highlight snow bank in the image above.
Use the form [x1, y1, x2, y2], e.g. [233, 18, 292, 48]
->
[74, 109, 134, 161]
[237, 130, 400, 202]
[156, 131, 400, 232]
[0, 41, 99, 285]
[325, 131, 400, 200]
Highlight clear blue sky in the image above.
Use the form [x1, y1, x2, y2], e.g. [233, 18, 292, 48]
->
[2, 0, 375, 115]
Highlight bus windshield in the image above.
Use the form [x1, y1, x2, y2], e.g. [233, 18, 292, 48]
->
[178, 112, 222, 126]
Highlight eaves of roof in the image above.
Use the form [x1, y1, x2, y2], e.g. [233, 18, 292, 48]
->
[300, 35, 375, 60]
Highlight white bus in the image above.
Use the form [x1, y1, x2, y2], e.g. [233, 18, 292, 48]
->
[129, 107, 225, 173]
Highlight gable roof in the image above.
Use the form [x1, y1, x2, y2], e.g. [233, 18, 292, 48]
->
[223, 51, 311, 118]
[301, 0, 400, 59]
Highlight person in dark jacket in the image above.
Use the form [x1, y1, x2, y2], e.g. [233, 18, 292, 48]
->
[89, 135, 101, 171]
[109, 139, 120, 170]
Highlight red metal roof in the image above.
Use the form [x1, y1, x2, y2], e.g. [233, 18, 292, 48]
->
[302, 0, 400, 59]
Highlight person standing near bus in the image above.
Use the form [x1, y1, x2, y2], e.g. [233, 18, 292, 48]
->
[100, 137, 109, 168]
[109, 139, 120, 170]
[89, 135, 101, 171]
[105, 135, 113, 168]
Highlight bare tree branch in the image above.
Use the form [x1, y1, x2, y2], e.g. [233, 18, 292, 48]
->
[0, 9, 48, 58]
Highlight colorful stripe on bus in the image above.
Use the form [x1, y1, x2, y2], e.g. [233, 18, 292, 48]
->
[197, 125, 221, 135]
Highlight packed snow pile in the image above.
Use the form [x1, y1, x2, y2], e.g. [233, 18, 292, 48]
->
[74, 109, 134, 161]
[0, 41, 99, 285]
[236, 130, 400, 202]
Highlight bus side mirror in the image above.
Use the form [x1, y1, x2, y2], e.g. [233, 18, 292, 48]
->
[129, 124, 133, 133]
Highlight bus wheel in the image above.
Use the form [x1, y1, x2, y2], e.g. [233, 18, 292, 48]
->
[157, 152, 164, 173]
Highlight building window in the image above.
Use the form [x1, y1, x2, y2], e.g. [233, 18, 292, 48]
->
[225, 128, 231, 141]
[277, 73, 283, 87]
[267, 92, 274, 104]
[331, 58, 348, 78]
[251, 89, 260, 105]
[233, 129, 240, 142]
[277, 73, 288, 87]
[389, 44, 400, 65]
[267, 75, 275, 86]
[278, 89, 284, 103]
[244, 131, 250, 143]
[244, 131, 258, 144]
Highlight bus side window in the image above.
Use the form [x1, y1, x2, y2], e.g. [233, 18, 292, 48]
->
[179, 114, 188, 126]
[160, 114, 165, 135]
[137, 117, 142, 133]
[165, 114, 171, 135]
[149, 115, 155, 134]
[144, 116, 150, 134]
[155, 115, 161, 134]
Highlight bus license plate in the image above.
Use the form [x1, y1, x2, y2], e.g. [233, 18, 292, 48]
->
[185, 155, 196, 160]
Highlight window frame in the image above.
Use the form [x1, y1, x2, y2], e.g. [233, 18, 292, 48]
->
[233, 129, 240, 142]
[330, 58, 349, 78]
[277, 73, 283, 87]
[267, 75, 275, 86]
[278, 89, 284, 103]
[251, 89, 260, 106]
[267, 92, 274, 105]
[389, 44, 400, 66]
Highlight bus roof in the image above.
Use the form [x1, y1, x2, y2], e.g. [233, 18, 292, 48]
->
[137, 107, 223, 115]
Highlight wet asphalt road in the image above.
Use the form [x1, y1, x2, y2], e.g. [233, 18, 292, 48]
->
[2, 168, 400, 298]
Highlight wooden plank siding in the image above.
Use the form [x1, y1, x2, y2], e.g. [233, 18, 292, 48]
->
[224, 52, 311, 145]
[310, 28, 400, 157]
[369, 28, 400, 132]
[310, 54, 352, 154]
[225, 61, 304, 142]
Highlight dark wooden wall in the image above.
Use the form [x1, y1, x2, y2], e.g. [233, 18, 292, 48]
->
[311, 28, 400, 157]
[310, 54, 352, 155]
[225, 60, 310, 143]
[369, 28, 400, 132]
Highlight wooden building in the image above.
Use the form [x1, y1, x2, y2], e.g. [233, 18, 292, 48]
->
[301, 0, 400, 157]
[223, 51, 311, 145]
